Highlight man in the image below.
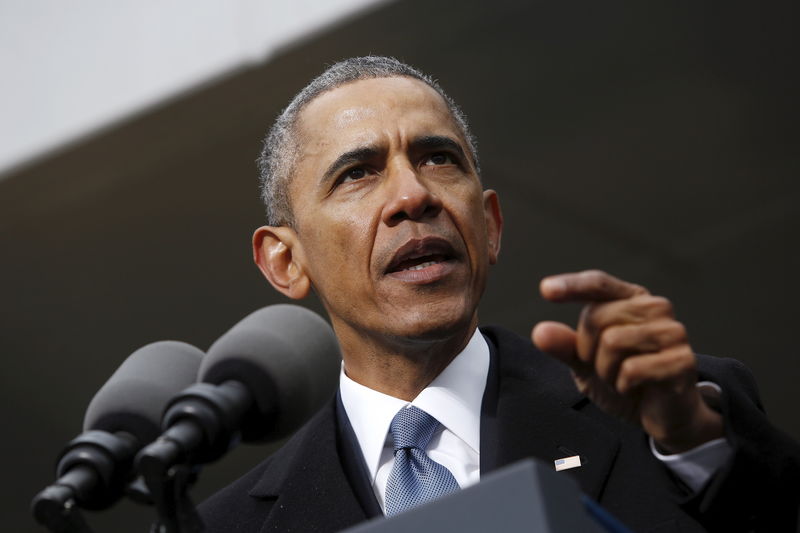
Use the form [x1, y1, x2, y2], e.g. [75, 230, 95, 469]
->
[200, 56, 800, 532]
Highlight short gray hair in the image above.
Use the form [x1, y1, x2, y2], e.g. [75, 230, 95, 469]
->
[257, 56, 479, 227]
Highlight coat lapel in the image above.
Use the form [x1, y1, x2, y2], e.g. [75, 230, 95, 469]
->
[247, 400, 369, 532]
[481, 327, 621, 500]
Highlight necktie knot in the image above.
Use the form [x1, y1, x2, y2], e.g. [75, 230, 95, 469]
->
[390, 405, 439, 452]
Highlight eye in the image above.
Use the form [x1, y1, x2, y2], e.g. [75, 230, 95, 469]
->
[423, 152, 454, 166]
[341, 167, 368, 183]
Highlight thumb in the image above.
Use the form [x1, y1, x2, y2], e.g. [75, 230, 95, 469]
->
[531, 321, 585, 374]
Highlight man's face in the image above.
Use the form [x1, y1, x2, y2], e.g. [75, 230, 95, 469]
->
[285, 76, 502, 348]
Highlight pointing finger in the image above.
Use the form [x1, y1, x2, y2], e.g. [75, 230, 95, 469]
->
[541, 270, 648, 303]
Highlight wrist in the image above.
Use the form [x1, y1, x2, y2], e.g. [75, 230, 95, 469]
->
[653, 399, 724, 454]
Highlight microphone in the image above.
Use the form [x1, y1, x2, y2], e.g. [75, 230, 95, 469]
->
[138, 304, 341, 470]
[31, 341, 203, 527]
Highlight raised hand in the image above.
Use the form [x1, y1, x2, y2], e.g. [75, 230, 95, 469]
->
[531, 270, 723, 453]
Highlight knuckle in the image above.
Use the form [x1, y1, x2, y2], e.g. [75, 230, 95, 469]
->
[643, 295, 674, 317]
[665, 321, 688, 344]
[631, 283, 649, 295]
[601, 327, 626, 352]
[584, 269, 607, 279]
[583, 269, 608, 287]
[674, 349, 696, 373]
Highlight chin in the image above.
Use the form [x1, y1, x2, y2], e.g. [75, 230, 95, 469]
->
[383, 300, 476, 345]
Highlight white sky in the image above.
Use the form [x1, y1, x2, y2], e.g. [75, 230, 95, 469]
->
[0, 0, 386, 177]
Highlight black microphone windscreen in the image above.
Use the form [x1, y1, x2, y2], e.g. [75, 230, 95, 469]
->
[83, 341, 204, 444]
[200, 304, 341, 442]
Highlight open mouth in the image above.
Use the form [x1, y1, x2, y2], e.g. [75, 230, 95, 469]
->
[385, 237, 457, 276]
[388, 253, 449, 273]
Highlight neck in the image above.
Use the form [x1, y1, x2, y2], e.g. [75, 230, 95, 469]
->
[336, 320, 478, 401]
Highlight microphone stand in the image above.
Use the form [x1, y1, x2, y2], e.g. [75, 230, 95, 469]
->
[139, 456, 202, 533]
[137, 380, 253, 533]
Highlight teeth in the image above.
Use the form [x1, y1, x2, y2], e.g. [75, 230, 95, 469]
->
[403, 260, 438, 271]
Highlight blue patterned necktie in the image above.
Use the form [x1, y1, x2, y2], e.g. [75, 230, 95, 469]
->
[384, 405, 460, 517]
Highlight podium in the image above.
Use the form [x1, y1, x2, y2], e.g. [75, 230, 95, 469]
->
[342, 459, 630, 533]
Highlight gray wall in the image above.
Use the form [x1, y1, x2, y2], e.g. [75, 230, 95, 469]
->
[2, 1, 798, 531]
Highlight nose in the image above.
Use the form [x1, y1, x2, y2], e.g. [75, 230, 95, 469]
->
[381, 165, 443, 226]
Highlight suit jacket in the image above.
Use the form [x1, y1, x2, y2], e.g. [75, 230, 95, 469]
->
[199, 326, 800, 532]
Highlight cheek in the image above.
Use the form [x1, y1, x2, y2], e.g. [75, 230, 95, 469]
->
[302, 213, 372, 281]
[328, 213, 372, 254]
[449, 193, 490, 246]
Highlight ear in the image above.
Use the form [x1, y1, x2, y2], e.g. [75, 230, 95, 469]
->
[482, 189, 503, 265]
[252, 226, 311, 299]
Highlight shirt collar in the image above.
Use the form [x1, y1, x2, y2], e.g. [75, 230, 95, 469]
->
[339, 327, 490, 483]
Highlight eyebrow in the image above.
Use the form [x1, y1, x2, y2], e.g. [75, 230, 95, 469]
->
[321, 146, 380, 185]
[319, 135, 470, 186]
[409, 135, 468, 162]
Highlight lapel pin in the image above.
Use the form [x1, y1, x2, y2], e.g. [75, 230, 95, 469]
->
[554, 455, 582, 471]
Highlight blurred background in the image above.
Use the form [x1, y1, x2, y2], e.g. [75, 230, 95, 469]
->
[2, 1, 798, 531]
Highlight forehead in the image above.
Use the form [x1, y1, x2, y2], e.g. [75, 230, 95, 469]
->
[294, 76, 462, 157]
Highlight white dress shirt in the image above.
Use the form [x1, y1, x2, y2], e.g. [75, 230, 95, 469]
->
[340, 328, 489, 512]
[339, 328, 732, 513]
